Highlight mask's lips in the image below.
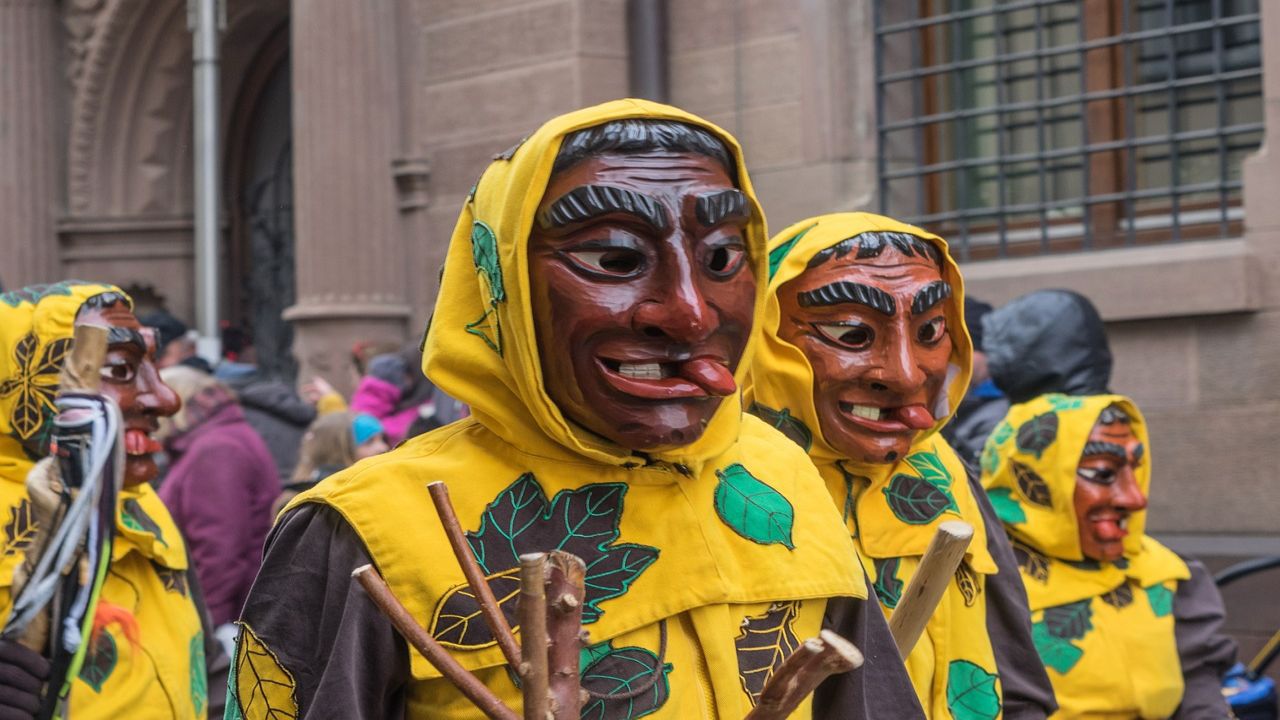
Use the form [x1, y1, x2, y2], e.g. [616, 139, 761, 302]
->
[837, 402, 936, 433]
[598, 356, 736, 399]
[1087, 509, 1130, 543]
[124, 428, 162, 456]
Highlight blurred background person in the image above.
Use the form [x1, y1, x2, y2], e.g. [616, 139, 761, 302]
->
[943, 296, 1009, 468]
[140, 309, 212, 373]
[271, 411, 386, 516]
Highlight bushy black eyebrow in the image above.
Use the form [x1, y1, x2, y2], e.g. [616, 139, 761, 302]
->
[536, 184, 669, 233]
[911, 281, 953, 316]
[1081, 441, 1128, 461]
[107, 327, 147, 353]
[798, 282, 896, 316]
[695, 189, 748, 227]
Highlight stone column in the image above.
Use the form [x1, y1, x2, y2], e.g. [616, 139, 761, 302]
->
[285, 0, 409, 392]
[0, 0, 63, 287]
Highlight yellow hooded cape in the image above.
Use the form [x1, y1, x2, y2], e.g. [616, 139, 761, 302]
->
[0, 282, 207, 719]
[262, 100, 866, 719]
[747, 212, 1005, 720]
[981, 394, 1189, 719]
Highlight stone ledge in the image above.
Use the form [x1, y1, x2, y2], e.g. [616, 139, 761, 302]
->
[961, 238, 1261, 321]
[283, 302, 413, 322]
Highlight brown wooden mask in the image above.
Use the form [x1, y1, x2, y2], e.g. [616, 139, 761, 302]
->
[776, 232, 952, 464]
[1073, 404, 1147, 561]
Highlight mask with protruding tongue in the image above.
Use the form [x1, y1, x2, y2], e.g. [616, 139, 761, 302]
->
[605, 356, 736, 400]
[124, 428, 162, 456]
[840, 403, 936, 433]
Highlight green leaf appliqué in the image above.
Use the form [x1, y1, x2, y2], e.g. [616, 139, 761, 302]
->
[986, 488, 1027, 524]
[1016, 412, 1059, 459]
[78, 629, 117, 692]
[747, 403, 813, 451]
[191, 631, 207, 716]
[904, 450, 952, 487]
[883, 473, 958, 525]
[767, 224, 815, 280]
[1045, 394, 1084, 411]
[1032, 621, 1084, 674]
[121, 498, 167, 546]
[1145, 584, 1174, 617]
[872, 557, 904, 609]
[990, 420, 1014, 447]
[713, 464, 795, 549]
[946, 659, 1001, 720]
[580, 642, 672, 720]
[1043, 599, 1093, 641]
[470, 221, 504, 303]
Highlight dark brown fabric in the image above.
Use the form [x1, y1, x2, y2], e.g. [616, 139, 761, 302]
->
[1171, 560, 1236, 720]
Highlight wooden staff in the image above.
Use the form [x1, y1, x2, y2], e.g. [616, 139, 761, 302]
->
[544, 551, 585, 720]
[745, 629, 864, 720]
[518, 554, 549, 720]
[887, 520, 974, 657]
[427, 481, 522, 669]
[353, 565, 519, 720]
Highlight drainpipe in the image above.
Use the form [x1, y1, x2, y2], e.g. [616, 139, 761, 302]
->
[626, 0, 668, 102]
[188, 0, 225, 361]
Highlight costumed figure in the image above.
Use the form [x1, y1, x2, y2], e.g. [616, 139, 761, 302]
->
[229, 100, 922, 719]
[0, 282, 225, 718]
[981, 394, 1236, 719]
[747, 213, 1057, 719]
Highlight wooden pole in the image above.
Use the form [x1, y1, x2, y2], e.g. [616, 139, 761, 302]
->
[518, 554, 550, 720]
[887, 520, 974, 657]
[745, 629, 864, 720]
[544, 551, 585, 720]
[427, 481, 522, 669]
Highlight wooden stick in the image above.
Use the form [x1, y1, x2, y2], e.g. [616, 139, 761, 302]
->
[745, 629, 864, 720]
[353, 565, 519, 720]
[888, 520, 974, 657]
[544, 551, 585, 720]
[427, 481, 522, 669]
[58, 325, 107, 394]
[518, 554, 550, 720]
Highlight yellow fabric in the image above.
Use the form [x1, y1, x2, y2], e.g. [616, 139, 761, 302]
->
[980, 394, 1188, 718]
[746, 213, 1001, 720]
[0, 283, 207, 718]
[278, 99, 866, 719]
[314, 391, 347, 415]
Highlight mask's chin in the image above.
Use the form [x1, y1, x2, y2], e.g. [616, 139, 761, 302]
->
[123, 455, 158, 487]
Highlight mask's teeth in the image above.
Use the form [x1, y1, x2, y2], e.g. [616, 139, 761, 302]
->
[617, 362, 667, 380]
[847, 404, 882, 421]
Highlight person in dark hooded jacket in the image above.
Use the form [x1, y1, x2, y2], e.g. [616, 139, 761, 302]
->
[944, 296, 1009, 468]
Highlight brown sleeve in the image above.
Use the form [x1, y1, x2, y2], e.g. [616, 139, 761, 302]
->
[235, 503, 409, 720]
[814, 576, 926, 719]
[968, 469, 1058, 720]
[1171, 560, 1237, 720]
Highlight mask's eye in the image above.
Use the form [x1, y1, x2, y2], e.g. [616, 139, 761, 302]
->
[917, 316, 946, 345]
[813, 322, 875, 351]
[563, 248, 646, 278]
[1077, 466, 1117, 485]
[705, 242, 747, 279]
[99, 360, 136, 384]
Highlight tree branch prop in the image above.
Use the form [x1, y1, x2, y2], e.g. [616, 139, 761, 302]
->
[543, 551, 586, 720]
[745, 629, 864, 720]
[353, 565, 519, 720]
[427, 481, 523, 670]
[887, 520, 974, 657]
[518, 554, 550, 720]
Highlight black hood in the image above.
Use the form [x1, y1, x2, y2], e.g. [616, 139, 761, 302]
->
[981, 289, 1112, 404]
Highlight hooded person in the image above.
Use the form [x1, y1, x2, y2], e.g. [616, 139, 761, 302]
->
[228, 100, 922, 719]
[981, 395, 1235, 719]
[0, 281, 226, 718]
[942, 297, 1009, 469]
[747, 213, 1056, 719]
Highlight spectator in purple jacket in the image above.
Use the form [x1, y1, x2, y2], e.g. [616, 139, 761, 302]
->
[157, 365, 281, 627]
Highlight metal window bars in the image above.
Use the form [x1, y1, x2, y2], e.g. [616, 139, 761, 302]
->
[874, 0, 1262, 261]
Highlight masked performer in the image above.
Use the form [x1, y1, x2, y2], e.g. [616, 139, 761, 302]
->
[229, 100, 921, 719]
[981, 395, 1235, 719]
[0, 282, 225, 718]
[748, 213, 1056, 719]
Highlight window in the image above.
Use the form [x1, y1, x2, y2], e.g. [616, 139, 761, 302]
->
[875, 0, 1263, 260]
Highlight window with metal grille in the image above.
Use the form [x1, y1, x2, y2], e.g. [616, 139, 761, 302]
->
[874, 0, 1263, 261]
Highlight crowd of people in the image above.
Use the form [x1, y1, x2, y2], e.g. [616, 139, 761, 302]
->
[0, 99, 1246, 719]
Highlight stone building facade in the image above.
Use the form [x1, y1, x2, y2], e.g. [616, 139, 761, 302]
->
[2, 0, 1277, 653]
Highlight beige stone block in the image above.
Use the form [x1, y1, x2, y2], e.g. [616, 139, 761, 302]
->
[668, 0, 800, 52]
[670, 46, 737, 114]
[739, 35, 801, 108]
[422, 1, 575, 82]
[1106, 319, 1196, 410]
[671, 34, 800, 116]
[419, 0, 548, 25]
[749, 160, 877, 233]
[574, 56, 628, 106]
[428, 134, 527, 200]
[421, 60, 581, 141]
[736, 101, 805, 172]
[1196, 309, 1280, 403]
[577, 0, 626, 58]
[1142, 404, 1280, 534]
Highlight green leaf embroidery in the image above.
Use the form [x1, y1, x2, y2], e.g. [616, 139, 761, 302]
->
[191, 631, 207, 716]
[986, 488, 1027, 525]
[1145, 584, 1174, 617]
[713, 464, 796, 549]
[946, 659, 1002, 720]
[747, 403, 813, 451]
[1016, 412, 1059, 459]
[1032, 621, 1084, 674]
[735, 602, 802, 706]
[465, 307, 503, 356]
[883, 473, 958, 525]
[1043, 599, 1093, 641]
[470, 221, 504, 303]
[1012, 542, 1050, 583]
[1012, 461, 1053, 508]
[2, 499, 36, 556]
[0, 281, 107, 309]
[904, 450, 952, 487]
[121, 498, 167, 547]
[872, 557, 903, 609]
[580, 645, 672, 720]
[581, 641, 614, 669]
[836, 463, 866, 539]
[1045, 394, 1084, 411]
[78, 629, 117, 693]
[990, 420, 1014, 447]
[767, 224, 815, 280]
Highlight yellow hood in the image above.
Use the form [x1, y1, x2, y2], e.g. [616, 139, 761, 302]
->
[0, 281, 123, 479]
[423, 99, 769, 471]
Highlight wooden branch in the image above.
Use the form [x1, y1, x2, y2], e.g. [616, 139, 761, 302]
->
[745, 629, 864, 720]
[353, 565, 519, 720]
[427, 481, 522, 669]
[544, 551, 585, 720]
[888, 520, 974, 657]
[518, 554, 550, 720]
[58, 325, 107, 394]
